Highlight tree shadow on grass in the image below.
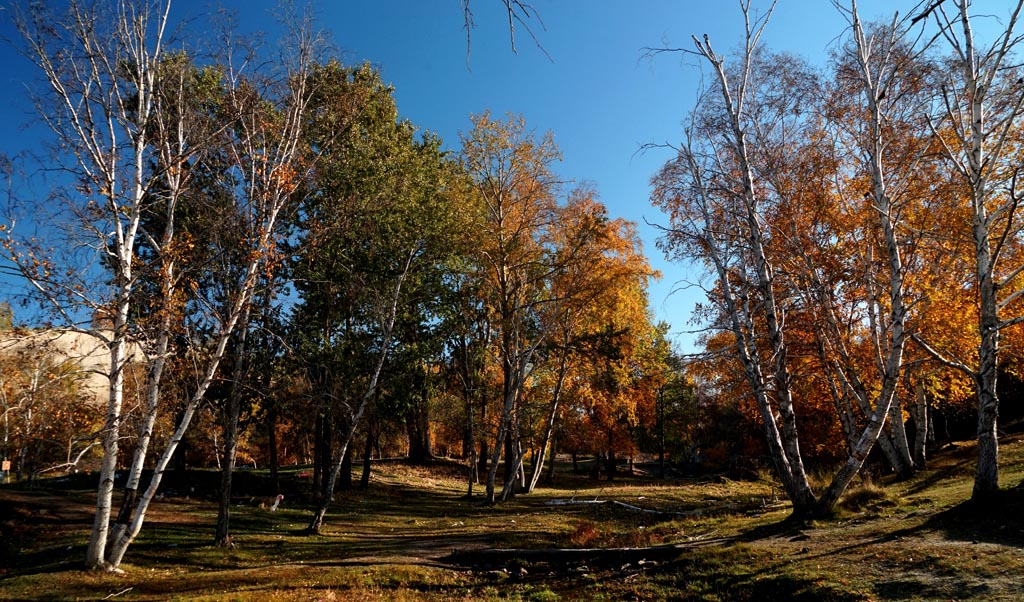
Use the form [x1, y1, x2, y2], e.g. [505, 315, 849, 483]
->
[732, 512, 808, 543]
[907, 487, 1024, 548]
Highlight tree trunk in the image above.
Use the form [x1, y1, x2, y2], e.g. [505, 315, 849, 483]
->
[544, 435, 557, 485]
[974, 215, 1001, 499]
[498, 405, 528, 502]
[502, 430, 515, 486]
[657, 387, 666, 479]
[478, 439, 488, 480]
[320, 418, 333, 499]
[527, 349, 567, 493]
[605, 443, 616, 482]
[338, 436, 353, 492]
[86, 335, 128, 570]
[306, 253, 410, 532]
[214, 395, 241, 547]
[465, 390, 477, 498]
[360, 419, 373, 490]
[312, 413, 324, 493]
[268, 407, 280, 495]
[307, 435, 351, 534]
[691, 30, 818, 516]
[886, 394, 914, 479]
[486, 360, 519, 504]
[406, 395, 432, 464]
[216, 308, 252, 548]
[817, 383, 897, 514]
[112, 328, 171, 546]
[912, 381, 928, 468]
[105, 335, 246, 569]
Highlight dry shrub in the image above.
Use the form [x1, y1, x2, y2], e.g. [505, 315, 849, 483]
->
[569, 519, 605, 547]
[839, 482, 900, 514]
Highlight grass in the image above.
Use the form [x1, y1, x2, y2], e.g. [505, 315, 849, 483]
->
[2, 437, 1024, 601]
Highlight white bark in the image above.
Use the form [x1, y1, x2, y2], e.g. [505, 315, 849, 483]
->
[105, 12, 321, 567]
[9, 0, 174, 569]
[685, 2, 817, 513]
[923, 0, 1024, 500]
[815, 1, 913, 510]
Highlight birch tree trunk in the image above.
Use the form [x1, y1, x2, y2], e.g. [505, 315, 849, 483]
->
[112, 50, 203, 543]
[526, 348, 568, 493]
[687, 7, 817, 513]
[815, 1, 913, 511]
[306, 252, 412, 534]
[923, 0, 1024, 500]
[104, 13, 320, 567]
[912, 379, 929, 468]
[7, 0, 180, 569]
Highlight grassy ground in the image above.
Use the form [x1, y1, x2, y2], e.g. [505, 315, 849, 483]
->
[2, 437, 1024, 602]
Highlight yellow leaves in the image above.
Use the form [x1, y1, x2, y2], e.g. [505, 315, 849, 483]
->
[271, 163, 299, 195]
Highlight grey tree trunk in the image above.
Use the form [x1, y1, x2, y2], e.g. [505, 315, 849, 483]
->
[690, 24, 818, 514]
[816, 3, 911, 513]
[268, 407, 280, 495]
[306, 251, 411, 533]
[215, 308, 252, 547]
[360, 418, 374, 490]
[526, 349, 568, 493]
[886, 395, 914, 478]
[112, 296, 173, 546]
[927, 0, 1024, 500]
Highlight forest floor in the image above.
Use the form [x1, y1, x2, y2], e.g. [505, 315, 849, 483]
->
[2, 436, 1024, 602]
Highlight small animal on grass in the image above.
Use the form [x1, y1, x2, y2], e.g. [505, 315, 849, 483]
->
[251, 494, 284, 511]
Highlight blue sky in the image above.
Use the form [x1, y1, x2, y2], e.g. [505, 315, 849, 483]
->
[0, 1, 1008, 351]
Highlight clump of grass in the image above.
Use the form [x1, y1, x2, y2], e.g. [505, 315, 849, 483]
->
[838, 482, 901, 515]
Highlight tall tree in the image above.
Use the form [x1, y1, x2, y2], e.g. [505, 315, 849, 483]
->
[651, 0, 930, 516]
[651, 1, 816, 514]
[459, 112, 562, 503]
[113, 51, 227, 552]
[291, 63, 462, 533]
[5, 0, 184, 569]
[103, 5, 322, 568]
[807, 2, 918, 507]
[525, 189, 657, 492]
[914, 0, 1024, 501]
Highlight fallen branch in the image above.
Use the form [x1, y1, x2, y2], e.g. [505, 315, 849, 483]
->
[544, 498, 704, 517]
[445, 543, 688, 568]
[102, 588, 133, 600]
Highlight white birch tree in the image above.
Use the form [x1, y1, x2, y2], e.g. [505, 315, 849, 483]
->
[5, 0, 178, 569]
[915, 0, 1024, 501]
[104, 10, 322, 568]
[6, 0, 322, 569]
[651, 0, 927, 515]
[459, 112, 561, 504]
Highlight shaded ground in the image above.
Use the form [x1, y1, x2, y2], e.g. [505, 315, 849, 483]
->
[2, 439, 1024, 601]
